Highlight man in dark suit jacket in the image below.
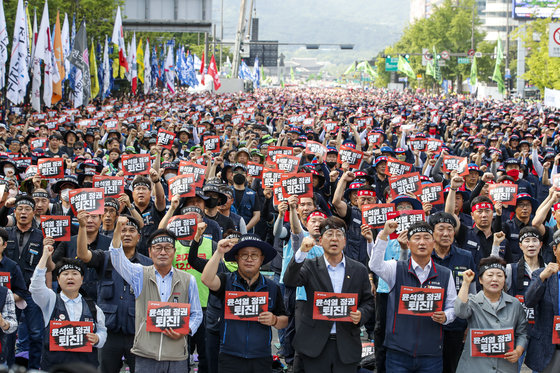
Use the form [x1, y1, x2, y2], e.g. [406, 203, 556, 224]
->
[284, 216, 374, 373]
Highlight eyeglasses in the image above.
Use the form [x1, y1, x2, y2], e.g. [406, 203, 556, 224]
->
[323, 230, 345, 239]
[151, 246, 174, 254]
[239, 253, 261, 261]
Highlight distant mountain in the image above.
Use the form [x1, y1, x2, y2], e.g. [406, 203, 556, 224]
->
[212, 0, 410, 62]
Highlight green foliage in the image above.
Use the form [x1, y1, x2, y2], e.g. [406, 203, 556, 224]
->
[375, 0, 487, 89]
[512, 18, 560, 92]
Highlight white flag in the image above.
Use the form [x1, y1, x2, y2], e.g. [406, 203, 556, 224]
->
[73, 69, 83, 108]
[30, 8, 37, 63]
[144, 39, 151, 94]
[102, 35, 110, 98]
[111, 6, 128, 72]
[31, 56, 40, 111]
[7, 0, 29, 105]
[61, 13, 70, 79]
[125, 39, 132, 81]
[0, 0, 9, 90]
[35, 0, 59, 107]
[130, 32, 137, 92]
[165, 45, 175, 93]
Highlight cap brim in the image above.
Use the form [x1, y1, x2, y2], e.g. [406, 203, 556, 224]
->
[224, 239, 277, 264]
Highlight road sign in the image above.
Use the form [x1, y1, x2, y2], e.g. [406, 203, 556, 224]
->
[422, 48, 432, 66]
[474, 51, 482, 58]
[549, 23, 560, 57]
[458, 57, 471, 64]
[441, 50, 450, 60]
[438, 60, 446, 67]
[467, 49, 475, 57]
[385, 57, 398, 72]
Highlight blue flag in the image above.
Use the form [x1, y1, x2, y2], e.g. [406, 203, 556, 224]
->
[186, 52, 199, 87]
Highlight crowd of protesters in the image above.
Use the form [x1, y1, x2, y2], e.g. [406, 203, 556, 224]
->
[0, 87, 557, 373]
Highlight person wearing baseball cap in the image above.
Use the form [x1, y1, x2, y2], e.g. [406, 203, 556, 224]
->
[30, 241, 107, 370]
[283, 216, 373, 372]
[201, 234, 287, 373]
[109, 219, 203, 372]
[530, 189, 560, 264]
[370, 220, 457, 372]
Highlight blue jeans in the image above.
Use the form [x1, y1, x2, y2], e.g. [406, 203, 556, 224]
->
[386, 349, 442, 373]
[16, 296, 44, 369]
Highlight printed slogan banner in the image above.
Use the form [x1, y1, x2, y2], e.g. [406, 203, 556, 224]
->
[69, 188, 105, 215]
[306, 141, 327, 156]
[361, 342, 375, 358]
[386, 210, 426, 239]
[419, 182, 444, 205]
[397, 286, 444, 316]
[266, 146, 293, 162]
[367, 131, 384, 148]
[262, 167, 284, 188]
[203, 136, 220, 153]
[167, 214, 198, 240]
[275, 155, 300, 173]
[0, 272, 11, 288]
[224, 291, 268, 321]
[146, 301, 190, 334]
[122, 154, 151, 175]
[385, 157, 413, 176]
[157, 128, 176, 149]
[337, 146, 363, 169]
[388, 172, 421, 199]
[312, 292, 358, 322]
[92, 176, 125, 197]
[40, 216, 71, 241]
[30, 137, 48, 151]
[247, 162, 264, 179]
[488, 183, 518, 206]
[280, 173, 313, 199]
[38, 158, 65, 179]
[178, 161, 206, 187]
[362, 203, 395, 229]
[49, 321, 94, 352]
[409, 137, 427, 152]
[470, 328, 514, 358]
[426, 138, 443, 153]
[442, 155, 469, 176]
[168, 174, 196, 198]
[553, 316, 560, 344]
[514, 295, 535, 325]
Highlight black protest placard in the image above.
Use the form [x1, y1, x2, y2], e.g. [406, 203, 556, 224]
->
[442, 155, 469, 176]
[40, 216, 71, 241]
[69, 188, 105, 215]
[157, 129, 176, 150]
[470, 328, 514, 358]
[203, 136, 221, 153]
[122, 154, 151, 175]
[146, 301, 190, 334]
[178, 161, 206, 188]
[167, 213, 198, 240]
[386, 210, 426, 239]
[362, 203, 395, 229]
[409, 137, 427, 152]
[49, 321, 93, 352]
[273, 181, 288, 205]
[262, 167, 285, 188]
[168, 174, 196, 198]
[388, 172, 421, 199]
[553, 316, 560, 344]
[45, 121, 59, 130]
[397, 286, 444, 316]
[30, 137, 48, 151]
[224, 291, 268, 321]
[385, 157, 413, 176]
[247, 162, 264, 179]
[337, 146, 363, 169]
[266, 146, 293, 162]
[275, 155, 300, 173]
[104, 119, 118, 131]
[38, 158, 65, 179]
[0, 272, 10, 288]
[488, 183, 518, 206]
[280, 173, 313, 199]
[367, 131, 384, 148]
[13, 157, 31, 170]
[419, 182, 444, 205]
[514, 295, 535, 325]
[312, 292, 358, 322]
[426, 138, 443, 153]
[305, 141, 327, 157]
[92, 176, 125, 197]
[361, 342, 375, 358]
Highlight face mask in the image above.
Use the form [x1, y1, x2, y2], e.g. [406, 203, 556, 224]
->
[61, 189, 70, 202]
[506, 169, 520, 181]
[233, 174, 246, 185]
[326, 161, 337, 169]
[429, 128, 437, 135]
[206, 197, 220, 209]
[164, 173, 177, 181]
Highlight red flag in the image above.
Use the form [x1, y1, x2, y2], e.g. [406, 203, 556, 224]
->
[200, 51, 205, 85]
[208, 55, 221, 90]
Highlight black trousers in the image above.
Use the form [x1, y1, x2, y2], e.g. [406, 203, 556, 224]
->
[190, 311, 208, 373]
[206, 330, 220, 373]
[300, 339, 356, 373]
[100, 332, 136, 373]
[442, 329, 465, 373]
[374, 292, 388, 373]
[218, 353, 272, 373]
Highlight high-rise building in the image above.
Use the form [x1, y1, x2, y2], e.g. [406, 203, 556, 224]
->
[409, 0, 445, 23]
[482, 0, 519, 41]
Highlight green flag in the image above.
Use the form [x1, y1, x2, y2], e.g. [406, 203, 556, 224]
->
[432, 47, 442, 84]
[344, 62, 356, 75]
[426, 59, 435, 79]
[356, 61, 377, 79]
[470, 56, 478, 87]
[492, 39, 505, 94]
[280, 79, 284, 89]
[290, 66, 295, 81]
[397, 56, 416, 80]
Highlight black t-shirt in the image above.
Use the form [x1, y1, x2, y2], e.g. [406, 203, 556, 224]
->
[206, 212, 235, 234]
[211, 272, 286, 316]
[234, 188, 262, 213]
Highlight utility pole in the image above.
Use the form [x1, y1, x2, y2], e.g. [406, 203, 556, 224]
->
[220, 0, 223, 68]
[471, 5, 475, 50]
[232, 0, 248, 79]
[505, 0, 510, 97]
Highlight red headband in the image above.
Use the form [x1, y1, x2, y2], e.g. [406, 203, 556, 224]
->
[472, 202, 493, 212]
[307, 211, 327, 222]
[357, 190, 376, 198]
